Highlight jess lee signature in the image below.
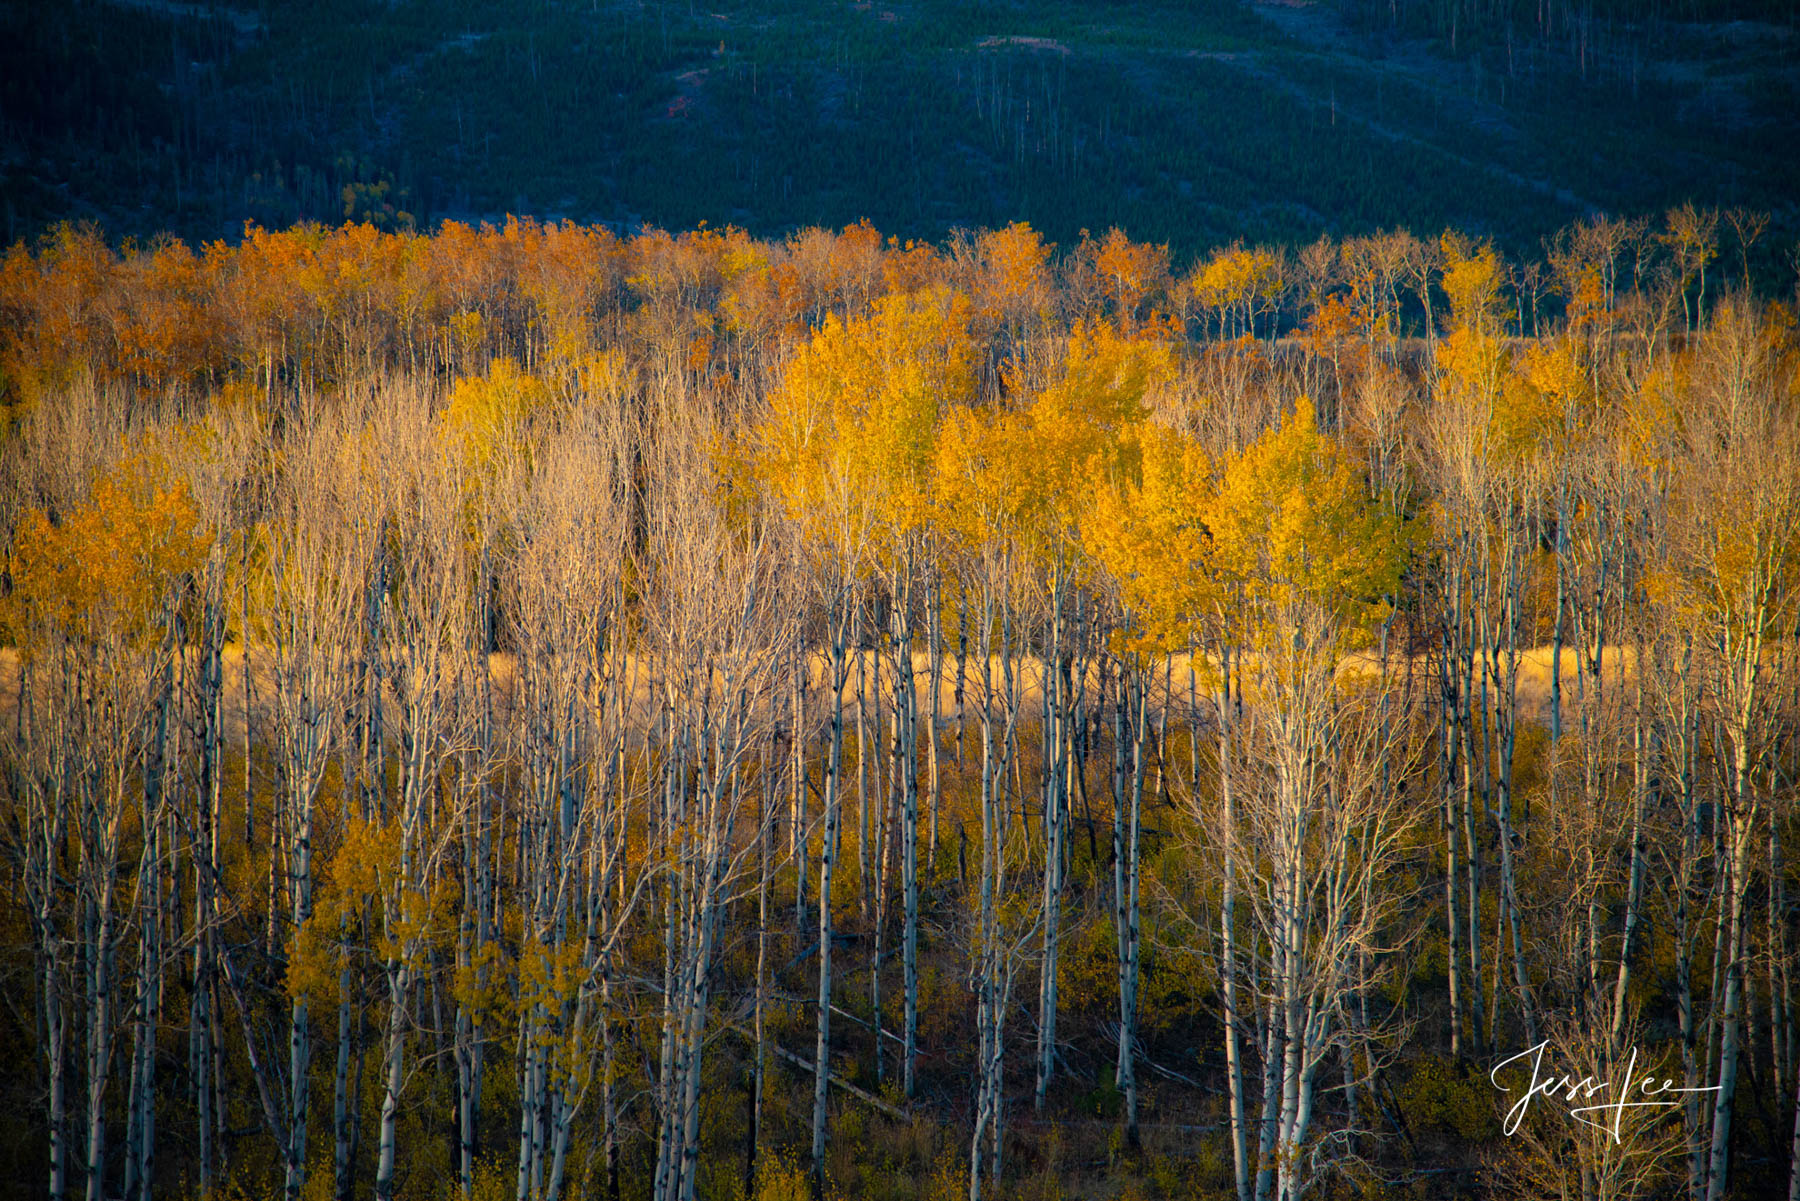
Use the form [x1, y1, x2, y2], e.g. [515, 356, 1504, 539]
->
[1491, 1042, 1722, 1143]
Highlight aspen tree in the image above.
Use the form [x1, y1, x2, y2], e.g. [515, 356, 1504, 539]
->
[644, 404, 796, 1201]
[367, 401, 480, 1201]
[1085, 423, 1212, 1157]
[1003, 321, 1173, 1114]
[256, 417, 379, 1201]
[1423, 240, 1551, 1051]
[740, 285, 970, 1178]
[857, 288, 975, 1100]
[7, 452, 205, 1201]
[172, 410, 255, 1201]
[1201, 400, 1413, 1201]
[1655, 299, 1800, 1201]
[934, 401, 1049, 1201]
[500, 403, 644, 1201]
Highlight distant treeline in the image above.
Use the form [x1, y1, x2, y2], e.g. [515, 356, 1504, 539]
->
[0, 207, 1785, 409]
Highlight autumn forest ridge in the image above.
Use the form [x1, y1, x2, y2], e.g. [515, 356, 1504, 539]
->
[2, 197, 1798, 1201]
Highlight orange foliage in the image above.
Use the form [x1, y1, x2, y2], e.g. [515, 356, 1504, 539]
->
[1083, 228, 1169, 331]
[9, 455, 208, 643]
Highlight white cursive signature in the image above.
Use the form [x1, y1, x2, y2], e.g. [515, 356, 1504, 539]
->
[1490, 1042, 1722, 1144]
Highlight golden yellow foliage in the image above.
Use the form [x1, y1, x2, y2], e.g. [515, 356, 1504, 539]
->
[934, 321, 1175, 581]
[1190, 243, 1283, 338]
[1440, 233, 1505, 335]
[9, 454, 208, 644]
[746, 285, 975, 565]
[439, 356, 551, 467]
[1203, 399, 1405, 650]
[1083, 423, 1212, 658]
[1435, 325, 1552, 461]
[970, 221, 1052, 329]
[1520, 337, 1588, 414]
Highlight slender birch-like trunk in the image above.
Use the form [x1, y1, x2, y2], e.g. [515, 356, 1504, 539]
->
[812, 592, 851, 1197]
[1111, 663, 1146, 1151]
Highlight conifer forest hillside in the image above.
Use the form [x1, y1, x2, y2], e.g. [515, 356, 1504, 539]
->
[3, 3, 1800, 1201]
[5, 0, 1800, 254]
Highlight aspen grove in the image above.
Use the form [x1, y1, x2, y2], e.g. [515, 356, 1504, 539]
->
[0, 213, 1797, 1201]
